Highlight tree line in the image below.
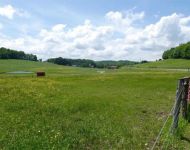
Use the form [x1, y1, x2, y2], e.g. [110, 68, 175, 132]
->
[95, 60, 139, 68]
[47, 57, 96, 68]
[47, 57, 138, 68]
[0, 47, 140, 68]
[0, 47, 37, 61]
[162, 42, 190, 59]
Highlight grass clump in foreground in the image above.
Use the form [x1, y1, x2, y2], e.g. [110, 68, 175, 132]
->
[0, 59, 190, 149]
[153, 117, 189, 150]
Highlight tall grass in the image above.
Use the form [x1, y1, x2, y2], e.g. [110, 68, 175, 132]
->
[0, 60, 190, 149]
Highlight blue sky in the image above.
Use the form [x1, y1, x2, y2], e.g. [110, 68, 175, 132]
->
[1, 0, 190, 27]
[0, 0, 190, 60]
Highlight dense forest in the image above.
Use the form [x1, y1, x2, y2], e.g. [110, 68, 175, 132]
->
[162, 42, 190, 59]
[47, 57, 138, 68]
[0, 47, 37, 61]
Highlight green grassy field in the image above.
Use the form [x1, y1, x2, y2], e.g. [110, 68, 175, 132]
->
[135, 59, 190, 69]
[1, 59, 190, 149]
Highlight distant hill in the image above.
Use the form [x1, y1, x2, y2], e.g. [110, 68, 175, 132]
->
[135, 59, 190, 69]
[95, 60, 139, 68]
[47, 57, 96, 68]
[135, 41, 190, 69]
[47, 57, 139, 68]
[162, 42, 190, 59]
[0, 47, 37, 61]
[0, 59, 58, 73]
[0, 59, 97, 75]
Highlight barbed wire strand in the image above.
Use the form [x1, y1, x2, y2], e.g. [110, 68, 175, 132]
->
[151, 87, 184, 150]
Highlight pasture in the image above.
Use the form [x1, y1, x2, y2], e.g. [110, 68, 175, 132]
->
[0, 59, 190, 149]
[135, 59, 190, 69]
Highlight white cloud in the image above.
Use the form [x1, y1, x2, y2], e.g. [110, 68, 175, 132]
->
[0, 5, 29, 19]
[105, 11, 145, 33]
[52, 24, 67, 32]
[0, 5, 16, 19]
[106, 11, 145, 25]
[1, 10, 190, 61]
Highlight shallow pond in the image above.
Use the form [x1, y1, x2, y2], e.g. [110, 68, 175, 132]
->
[7, 71, 34, 74]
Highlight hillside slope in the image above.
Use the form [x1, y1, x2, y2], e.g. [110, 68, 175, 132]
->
[135, 59, 190, 69]
[0, 59, 97, 75]
[162, 42, 190, 59]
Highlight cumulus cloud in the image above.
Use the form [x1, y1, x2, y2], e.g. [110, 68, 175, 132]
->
[0, 5, 16, 19]
[106, 11, 145, 26]
[1, 10, 190, 61]
[0, 5, 28, 19]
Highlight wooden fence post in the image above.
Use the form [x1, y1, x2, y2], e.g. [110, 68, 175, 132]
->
[171, 79, 183, 132]
[171, 77, 190, 133]
[181, 78, 189, 119]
